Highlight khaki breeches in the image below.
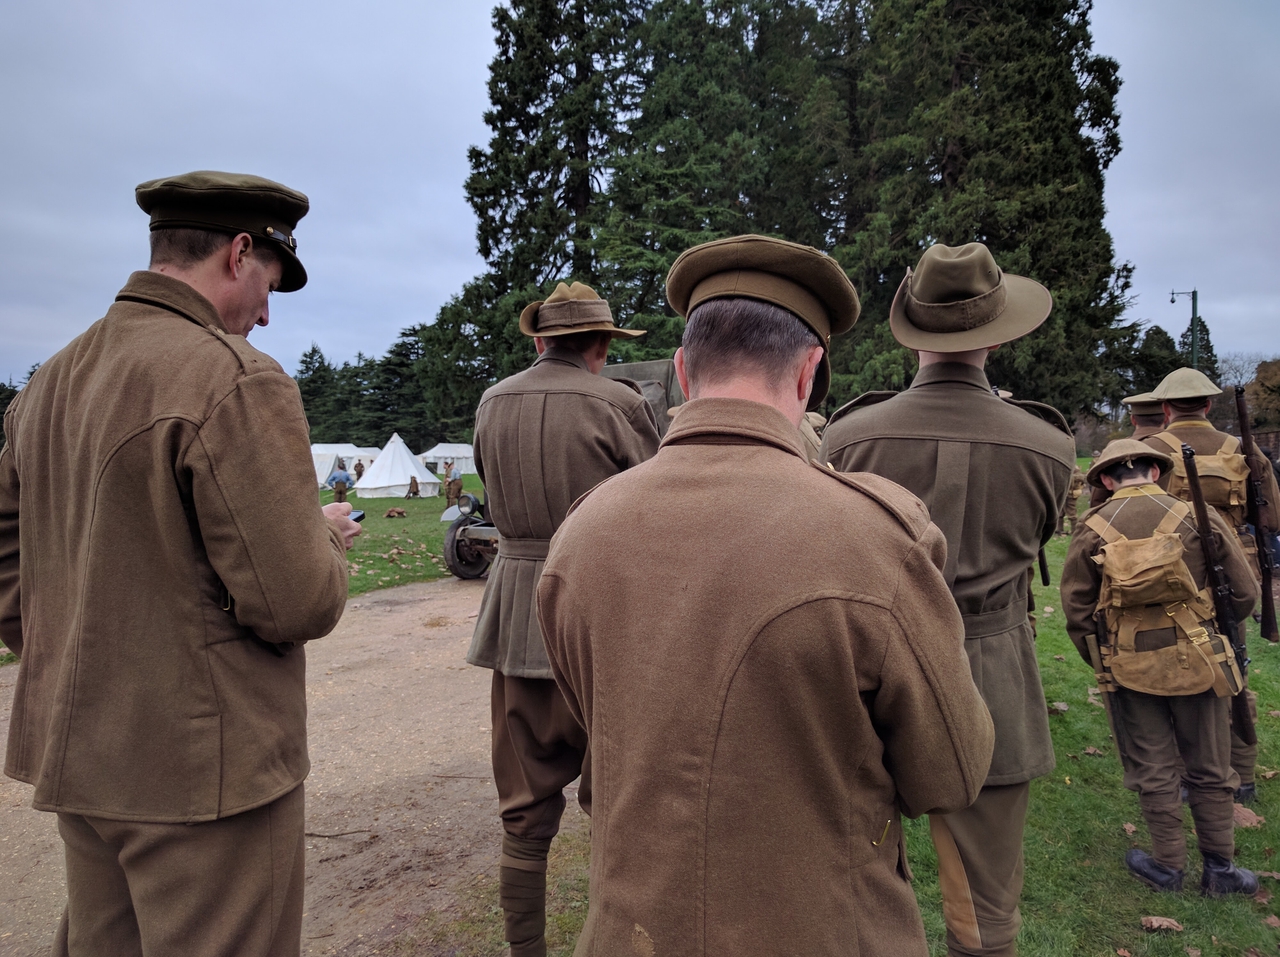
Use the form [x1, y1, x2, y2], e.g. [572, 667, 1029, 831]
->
[490, 672, 590, 840]
[930, 782, 1030, 957]
[446, 479, 464, 505]
[1114, 687, 1235, 867]
[53, 784, 306, 957]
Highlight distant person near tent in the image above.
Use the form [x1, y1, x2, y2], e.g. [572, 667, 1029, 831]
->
[406, 476, 421, 499]
[327, 459, 353, 504]
[353, 460, 364, 482]
[445, 459, 463, 507]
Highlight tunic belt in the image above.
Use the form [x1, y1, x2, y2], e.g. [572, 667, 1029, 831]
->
[498, 538, 551, 561]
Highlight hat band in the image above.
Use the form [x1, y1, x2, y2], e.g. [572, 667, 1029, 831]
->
[689, 271, 831, 343]
[536, 299, 614, 332]
[904, 271, 1007, 334]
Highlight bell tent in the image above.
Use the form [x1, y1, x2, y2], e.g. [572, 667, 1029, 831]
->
[355, 433, 441, 498]
[419, 442, 476, 475]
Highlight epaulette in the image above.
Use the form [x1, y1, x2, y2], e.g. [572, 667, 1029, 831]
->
[812, 462, 930, 539]
[1004, 398, 1072, 437]
[601, 375, 645, 397]
[826, 390, 899, 427]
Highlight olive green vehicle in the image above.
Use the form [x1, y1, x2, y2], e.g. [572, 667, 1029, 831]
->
[441, 359, 682, 579]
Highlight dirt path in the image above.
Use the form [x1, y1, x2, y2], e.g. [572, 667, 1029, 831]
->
[0, 577, 538, 956]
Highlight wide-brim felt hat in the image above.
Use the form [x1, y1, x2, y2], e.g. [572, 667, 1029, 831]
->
[1121, 391, 1165, 416]
[519, 282, 644, 339]
[665, 234, 860, 411]
[1086, 438, 1174, 488]
[889, 243, 1052, 352]
[137, 171, 310, 292]
[1150, 367, 1222, 402]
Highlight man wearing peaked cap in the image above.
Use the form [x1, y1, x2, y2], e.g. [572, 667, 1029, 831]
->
[465, 280, 658, 957]
[1088, 392, 1167, 509]
[0, 171, 361, 956]
[822, 242, 1075, 957]
[537, 235, 994, 955]
[1061, 438, 1259, 895]
[1140, 367, 1280, 803]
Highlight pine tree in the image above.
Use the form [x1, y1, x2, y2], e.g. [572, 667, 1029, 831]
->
[1128, 324, 1182, 396]
[825, 0, 1128, 415]
[1178, 316, 1220, 383]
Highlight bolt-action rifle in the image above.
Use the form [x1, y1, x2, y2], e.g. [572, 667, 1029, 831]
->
[1085, 612, 1124, 758]
[1183, 443, 1257, 746]
[1235, 386, 1277, 642]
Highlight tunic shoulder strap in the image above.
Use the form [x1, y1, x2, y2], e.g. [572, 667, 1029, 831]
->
[826, 390, 898, 427]
[1005, 398, 1073, 437]
[1148, 431, 1182, 455]
[1084, 512, 1126, 544]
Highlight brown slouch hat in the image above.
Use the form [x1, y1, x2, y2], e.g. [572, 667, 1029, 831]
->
[519, 282, 645, 339]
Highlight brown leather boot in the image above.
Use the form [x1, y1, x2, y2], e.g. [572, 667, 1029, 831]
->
[500, 835, 551, 957]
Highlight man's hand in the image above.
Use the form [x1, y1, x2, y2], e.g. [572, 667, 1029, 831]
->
[322, 502, 362, 551]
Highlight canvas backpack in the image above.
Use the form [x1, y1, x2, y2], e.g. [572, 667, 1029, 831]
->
[1148, 432, 1251, 524]
[1085, 502, 1242, 698]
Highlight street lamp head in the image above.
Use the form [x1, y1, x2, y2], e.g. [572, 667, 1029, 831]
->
[1171, 293, 1177, 303]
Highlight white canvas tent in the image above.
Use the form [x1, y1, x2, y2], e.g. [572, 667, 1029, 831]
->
[355, 433, 441, 498]
[419, 442, 476, 475]
[312, 451, 340, 488]
[310, 443, 381, 487]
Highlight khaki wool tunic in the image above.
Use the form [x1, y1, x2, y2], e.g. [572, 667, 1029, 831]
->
[821, 362, 1075, 785]
[466, 348, 659, 678]
[0, 272, 349, 824]
[538, 398, 995, 957]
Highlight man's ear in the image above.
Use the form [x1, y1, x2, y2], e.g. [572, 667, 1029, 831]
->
[796, 345, 824, 403]
[534, 337, 547, 355]
[674, 347, 691, 400]
[226, 233, 254, 280]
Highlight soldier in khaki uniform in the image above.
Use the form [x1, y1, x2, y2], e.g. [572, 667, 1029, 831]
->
[1061, 440, 1258, 894]
[1143, 367, 1280, 801]
[0, 172, 361, 956]
[465, 282, 658, 957]
[821, 243, 1074, 957]
[1088, 393, 1166, 509]
[1060, 464, 1086, 535]
[538, 235, 994, 956]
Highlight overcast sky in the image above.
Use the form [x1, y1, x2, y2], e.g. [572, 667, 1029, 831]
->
[1, 0, 1275, 386]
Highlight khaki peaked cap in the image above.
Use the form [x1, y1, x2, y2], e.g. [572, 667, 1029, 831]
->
[519, 282, 644, 339]
[889, 242, 1052, 351]
[1086, 438, 1174, 488]
[1150, 367, 1222, 402]
[137, 171, 310, 292]
[1121, 392, 1165, 416]
[665, 234, 861, 410]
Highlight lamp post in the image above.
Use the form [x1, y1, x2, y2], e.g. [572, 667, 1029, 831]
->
[1170, 287, 1199, 369]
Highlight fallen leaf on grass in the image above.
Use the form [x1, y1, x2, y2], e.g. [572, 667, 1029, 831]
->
[1049, 701, 1070, 714]
[1089, 698, 1105, 708]
[1053, 654, 1066, 661]
[1123, 822, 1137, 835]
[1065, 775, 1072, 785]
[1067, 753, 1079, 761]
[1245, 949, 1266, 957]
[1184, 948, 1201, 957]
[1268, 710, 1280, 718]
[1263, 915, 1280, 929]
[1263, 770, 1279, 780]
[1044, 606, 1054, 613]
[1256, 870, 1280, 879]
[1141, 916, 1183, 931]
[1117, 949, 1132, 956]
[1084, 746, 1105, 755]
[1254, 885, 1272, 905]
[1234, 804, 1266, 828]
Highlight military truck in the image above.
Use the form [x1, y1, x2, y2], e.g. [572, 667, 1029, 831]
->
[441, 359, 682, 579]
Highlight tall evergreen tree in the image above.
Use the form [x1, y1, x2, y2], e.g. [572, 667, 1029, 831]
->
[825, 0, 1128, 415]
[1178, 315, 1220, 382]
[1128, 324, 1182, 396]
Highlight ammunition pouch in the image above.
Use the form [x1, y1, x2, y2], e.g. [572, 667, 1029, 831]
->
[1087, 504, 1242, 698]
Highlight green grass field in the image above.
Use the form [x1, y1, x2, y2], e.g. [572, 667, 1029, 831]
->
[323, 474, 487, 597]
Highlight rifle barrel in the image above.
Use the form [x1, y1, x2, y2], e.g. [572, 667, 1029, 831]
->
[1235, 386, 1278, 642]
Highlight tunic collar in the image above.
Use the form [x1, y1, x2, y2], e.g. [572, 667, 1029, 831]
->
[114, 270, 228, 335]
[661, 397, 807, 459]
[1111, 483, 1165, 500]
[1167, 418, 1213, 430]
[907, 361, 993, 394]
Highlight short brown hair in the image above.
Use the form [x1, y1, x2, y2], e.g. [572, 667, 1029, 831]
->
[682, 297, 819, 387]
[545, 330, 612, 355]
[149, 227, 280, 271]
[1167, 397, 1210, 414]
[1131, 412, 1165, 427]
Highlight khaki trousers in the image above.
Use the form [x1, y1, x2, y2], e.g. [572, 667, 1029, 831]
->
[930, 782, 1030, 957]
[490, 672, 589, 840]
[52, 784, 305, 957]
[1114, 687, 1235, 868]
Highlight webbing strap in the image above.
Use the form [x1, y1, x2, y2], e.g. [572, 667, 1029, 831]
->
[1085, 512, 1125, 544]
[1155, 501, 1190, 535]
[1150, 432, 1182, 455]
[1219, 435, 1241, 455]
